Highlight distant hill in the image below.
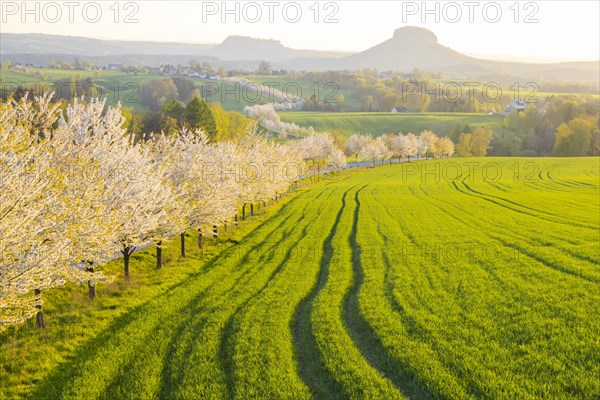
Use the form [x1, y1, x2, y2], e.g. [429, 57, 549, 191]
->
[204, 36, 350, 62]
[1, 29, 598, 81]
[278, 27, 478, 71]
[280, 27, 599, 81]
[0, 53, 248, 70]
[342, 27, 476, 71]
[0, 33, 213, 56]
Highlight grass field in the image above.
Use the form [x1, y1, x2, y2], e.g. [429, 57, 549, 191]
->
[1, 68, 159, 112]
[0, 69, 274, 112]
[1, 157, 598, 399]
[247, 75, 360, 110]
[279, 111, 511, 138]
[0, 69, 350, 112]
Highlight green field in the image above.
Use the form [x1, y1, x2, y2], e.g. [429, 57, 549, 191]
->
[0, 69, 274, 112]
[1, 157, 598, 399]
[2, 69, 349, 113]
[1, 68, 158, 112]
[279, 111, 510, 137]
[247, 75, 360, 110]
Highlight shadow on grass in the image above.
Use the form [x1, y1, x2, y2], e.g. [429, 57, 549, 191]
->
[157, 195, 315, 398]
[344, 186, 441, 400]
[292, 187, 355, 400]
[28, 197, 305, 399]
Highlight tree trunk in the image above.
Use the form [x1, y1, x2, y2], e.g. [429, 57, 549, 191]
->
[123, 246, 132, 281]
[198, 228, 203, 249]
[234, 214, 238, 226]
[212, 225, 218, 238]
[180, 233, 186, 258]
[34, 289, 45, 329]
[263, 201, 266, 207]
[242, 203, 246, 220]
[156, 241, 162, 269]
[250, 203, 254, 216]
[86, 266, 96, 299]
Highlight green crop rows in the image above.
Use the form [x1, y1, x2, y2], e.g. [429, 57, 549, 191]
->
[2, 157, 599, 399]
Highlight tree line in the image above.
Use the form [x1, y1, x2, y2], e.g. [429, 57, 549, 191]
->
[503, 95, 599, 156]
[0, 94, 305, 331]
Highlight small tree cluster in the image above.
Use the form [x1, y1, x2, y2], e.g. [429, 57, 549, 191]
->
[291, 132, 347, 168]
[456, 127, 494, 157]
[344, 131, 454, 163]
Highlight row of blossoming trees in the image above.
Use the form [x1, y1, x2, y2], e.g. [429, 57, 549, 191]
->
[345, 131, 455, 162]
[0, 95, 454, 331]
[0, 95, 307, 331]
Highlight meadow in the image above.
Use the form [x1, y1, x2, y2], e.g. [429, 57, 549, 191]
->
[1, 157, 598, 399]
[279, 111, 510, 137]
[0, 69, 274, 112]
[246, 75, 361, 110]
[1, 68, 158, 112]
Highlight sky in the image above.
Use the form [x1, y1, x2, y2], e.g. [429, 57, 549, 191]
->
[1, 0, 599, 62]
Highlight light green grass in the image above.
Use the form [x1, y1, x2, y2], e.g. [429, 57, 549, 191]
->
[0, 171, 351, 399]
[0, 69, 269, 112]
[1, 157, 598, 399]
[279, 111, 509, 137]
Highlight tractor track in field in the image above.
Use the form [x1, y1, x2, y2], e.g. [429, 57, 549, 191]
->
[136, 199, 314, 397]
[453, 177, 596, 230]
[218, 221, 312, 399]
[413, 185, 554, 289]
[157, 299, 214, 399]
[387, 182, 599, 398]
[161, 193, 322, 399]
[563, 179, 597, 188]
[450, 185, 600, 278]
[343, 186, 441, 400]
[494, 238, 599, 284]
[420, 181, 591, 250]
[29, 249, 239, 399]
[416, 183, 600, 284]
[31, 193, 313, 400]
[463, 178, 595, 224]
[293, 186, 355, 399]
[218, 190, 333, 399]
[368, 196, 491, 400]
[168, 194, 325, 399]
[372, 190, 438, 315]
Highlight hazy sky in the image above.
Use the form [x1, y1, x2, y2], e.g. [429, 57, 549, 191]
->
[2, 1, 599, 62]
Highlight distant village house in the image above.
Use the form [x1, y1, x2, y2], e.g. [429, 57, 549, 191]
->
[502, 99, 527, 115]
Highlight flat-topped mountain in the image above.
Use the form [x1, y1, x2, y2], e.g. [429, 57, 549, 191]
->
[204, 35, 351, 62]
[340, 26, 476, 71]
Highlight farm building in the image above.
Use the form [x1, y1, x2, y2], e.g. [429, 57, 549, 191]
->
[502, 99, 527, 115]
